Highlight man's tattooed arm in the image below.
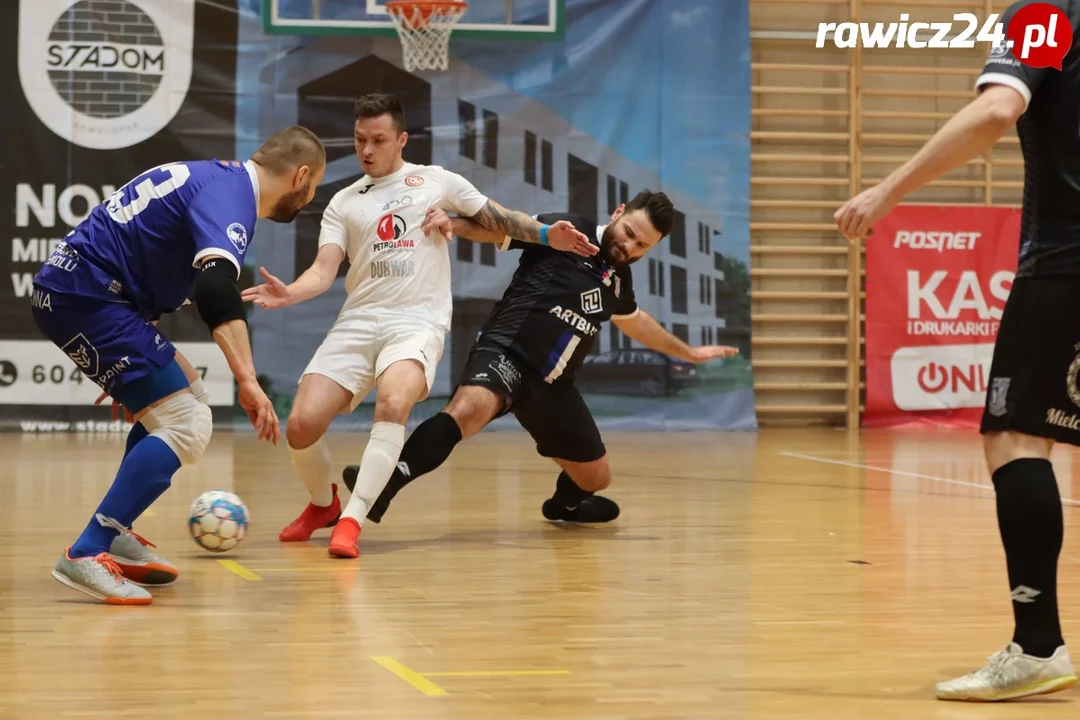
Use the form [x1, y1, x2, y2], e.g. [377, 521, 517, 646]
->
[467, 199, 544, 243]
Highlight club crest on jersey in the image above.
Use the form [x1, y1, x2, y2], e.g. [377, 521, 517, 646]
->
[405, 175, 424, 187]
[227, 223, 248, 253]
[580, 288, 603, 315]
[989, 41, 1010, 59]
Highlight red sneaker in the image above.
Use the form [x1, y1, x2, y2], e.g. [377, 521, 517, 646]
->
[328, 517, 361, 558]
[279, 484, 341, 542]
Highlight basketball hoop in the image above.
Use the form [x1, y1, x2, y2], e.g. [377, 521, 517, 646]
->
[385, 0, 468, 72]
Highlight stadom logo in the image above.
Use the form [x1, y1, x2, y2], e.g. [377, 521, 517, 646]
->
[18, 0, 195, 150]
[47, 1, 164, 120]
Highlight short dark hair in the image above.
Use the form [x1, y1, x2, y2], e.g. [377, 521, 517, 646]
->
[624, 190, 675, 237]
[251, 125, 325, 175]
[355, 93, 406, 133]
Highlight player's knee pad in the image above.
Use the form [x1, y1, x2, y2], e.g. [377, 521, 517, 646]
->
[140, 392, 214, 466]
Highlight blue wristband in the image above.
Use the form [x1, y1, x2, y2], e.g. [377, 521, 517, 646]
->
[539, 224, 550, 246]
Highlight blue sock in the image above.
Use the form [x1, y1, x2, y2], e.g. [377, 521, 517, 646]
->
[124, 422, 149, 459]
[69, 436, 181, 559]
[118, 423, 152, 533]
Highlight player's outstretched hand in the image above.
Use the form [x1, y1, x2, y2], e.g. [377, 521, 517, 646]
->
[237, 378, 279, 445]
[833, 185, 895, 240]
[423, 206, 453, 242]
[94, 390, 134, 423]
[241, 267, 293, 310]
[547, 220, 597, 257]
[686, 345, 740, 363]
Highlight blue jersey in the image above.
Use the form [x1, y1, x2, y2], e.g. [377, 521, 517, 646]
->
[34, 159, 259, 319]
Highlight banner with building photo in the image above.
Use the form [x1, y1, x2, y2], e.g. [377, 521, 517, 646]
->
[0, 0, 241, 431]
[864, 205, 1020, 429]
[239, 0, 756, 431]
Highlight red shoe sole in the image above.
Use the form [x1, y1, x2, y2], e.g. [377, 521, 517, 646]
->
[328, 542, 359, 558]
[328, 518, 360, 558]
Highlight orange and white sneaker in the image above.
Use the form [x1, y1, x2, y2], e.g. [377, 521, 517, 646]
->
[328, 517, 361, 558]
[109, 527, 179, 586]
[280, 484, 342, 542]
[52, 548, 152, 605]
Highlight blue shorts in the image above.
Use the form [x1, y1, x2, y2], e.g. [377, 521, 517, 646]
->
[30, 284, 188, 412]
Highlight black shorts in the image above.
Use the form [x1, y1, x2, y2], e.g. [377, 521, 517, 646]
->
[981, 276, 1080, 444]
[457, 345, 606, 463]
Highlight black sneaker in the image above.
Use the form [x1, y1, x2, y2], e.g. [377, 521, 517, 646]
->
[541, 495, 620, 523]
[342, 465, 392, 524]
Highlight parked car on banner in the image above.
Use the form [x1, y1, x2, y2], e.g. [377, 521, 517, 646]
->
[577, 349, 701, 397]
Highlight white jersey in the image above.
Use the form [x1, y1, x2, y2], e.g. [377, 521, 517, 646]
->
[319, 162, 488, 331]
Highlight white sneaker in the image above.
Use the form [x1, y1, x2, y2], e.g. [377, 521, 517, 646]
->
[92, 513, 178, 586]
[52, 548, 152, 605]
[936, 643, 1077, 701]
[109, 528, 179, 586]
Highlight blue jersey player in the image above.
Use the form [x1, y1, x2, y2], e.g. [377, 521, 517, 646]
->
[31, 126, 326, 605]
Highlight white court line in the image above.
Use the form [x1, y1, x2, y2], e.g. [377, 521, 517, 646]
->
[779, 451, 1080, 507]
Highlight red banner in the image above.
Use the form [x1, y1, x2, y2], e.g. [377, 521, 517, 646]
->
[864, 205, 1021, 428]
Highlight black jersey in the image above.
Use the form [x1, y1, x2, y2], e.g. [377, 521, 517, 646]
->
[976, 0, 1080, 276]
[475, 212, 638, 382]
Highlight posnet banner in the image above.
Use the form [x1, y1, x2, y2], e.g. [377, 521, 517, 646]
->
[864, 205, 1020, 428]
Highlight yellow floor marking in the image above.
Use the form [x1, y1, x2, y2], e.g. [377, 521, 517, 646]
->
[217, 559, 262, 581]
[371, 656, 448, 696]
[246, 566, 341, 573]
[421, 670, 571, 677]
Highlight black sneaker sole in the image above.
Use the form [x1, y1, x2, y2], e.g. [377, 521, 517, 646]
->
[542, 495, 620, 524]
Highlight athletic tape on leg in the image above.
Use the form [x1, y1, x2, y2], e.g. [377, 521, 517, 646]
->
[190, 377, 210, 406]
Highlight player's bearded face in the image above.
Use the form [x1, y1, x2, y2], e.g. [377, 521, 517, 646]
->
[268, 164, 322, 223]
[269, 178, 312, 223]
[600, 212, 657, 267]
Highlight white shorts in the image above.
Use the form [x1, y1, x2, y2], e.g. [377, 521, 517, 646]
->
[301, 312, 445, 412]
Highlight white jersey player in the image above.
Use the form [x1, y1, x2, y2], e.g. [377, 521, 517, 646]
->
[242, 93, 596, 557]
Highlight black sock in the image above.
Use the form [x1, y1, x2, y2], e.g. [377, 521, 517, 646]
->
[373, 411, 463, 503]
[992, 458, 1065, 658]
[550, 471, 593, 510]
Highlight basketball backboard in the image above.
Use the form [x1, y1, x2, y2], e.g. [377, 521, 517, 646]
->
[262, 0, 564, 39]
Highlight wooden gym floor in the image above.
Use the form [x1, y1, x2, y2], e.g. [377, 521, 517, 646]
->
[2, 426, 1079, 718]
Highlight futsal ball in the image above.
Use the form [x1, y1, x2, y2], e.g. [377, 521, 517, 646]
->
[188, 490, 248, 553]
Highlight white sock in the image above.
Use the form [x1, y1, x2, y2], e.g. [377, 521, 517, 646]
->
[341, 422, 405, 524]
[288, 437, 334, 507]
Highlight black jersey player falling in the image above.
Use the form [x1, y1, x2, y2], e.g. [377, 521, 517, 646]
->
[834, 0, 1080, 701]
[343, 190, 739, 525]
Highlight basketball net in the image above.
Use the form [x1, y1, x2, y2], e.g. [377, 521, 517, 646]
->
[386, 0, 468, 72]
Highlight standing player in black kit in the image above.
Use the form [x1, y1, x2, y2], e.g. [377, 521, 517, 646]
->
[834, 0, 1079, 701]
[344, 190, 738, 524]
